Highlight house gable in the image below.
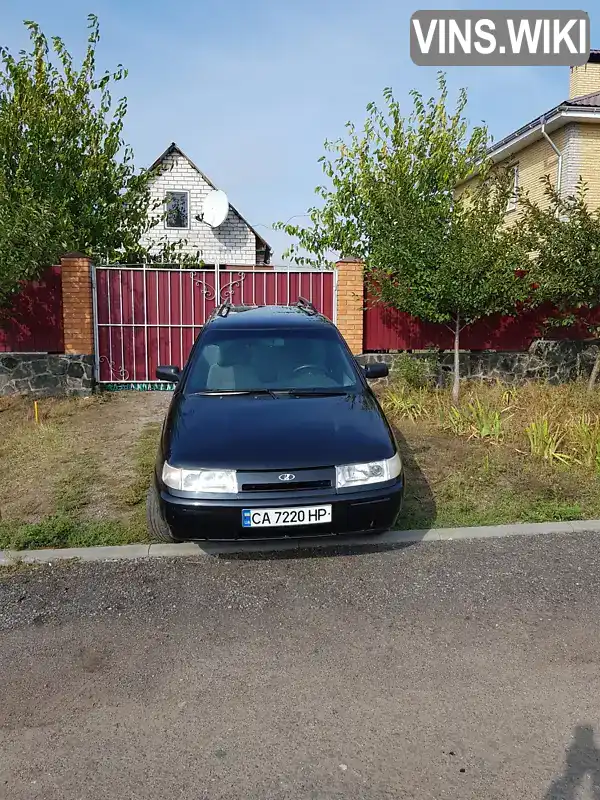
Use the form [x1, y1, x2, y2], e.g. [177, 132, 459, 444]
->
[142, 143, 271, 265]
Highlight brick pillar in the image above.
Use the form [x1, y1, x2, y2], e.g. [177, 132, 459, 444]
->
[60, 253, 94, 355]
[335, 258, 364, 355]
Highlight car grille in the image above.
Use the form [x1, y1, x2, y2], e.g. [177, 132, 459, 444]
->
[237, 468, 334, 493]
[241, 479, 332, 492]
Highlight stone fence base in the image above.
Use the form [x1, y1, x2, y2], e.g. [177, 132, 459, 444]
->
[0, 354, 94, 397]
[358, 340, 600, 385]
[2, 340, 600, 397]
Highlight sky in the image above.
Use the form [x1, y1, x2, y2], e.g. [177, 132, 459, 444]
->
[1, 0, 598, 262]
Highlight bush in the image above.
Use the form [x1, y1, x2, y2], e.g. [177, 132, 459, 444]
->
[391, 353, 437, 389]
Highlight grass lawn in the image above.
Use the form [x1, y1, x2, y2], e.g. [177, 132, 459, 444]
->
[1, 381, 600, 551]
[0, 392, 169, 550]
[397, 422, 600, 529]
[386, 380, 600, 529]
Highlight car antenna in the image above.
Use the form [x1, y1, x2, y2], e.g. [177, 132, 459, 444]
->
[296, 296, 317, 315]
[217, 301, 232, 317]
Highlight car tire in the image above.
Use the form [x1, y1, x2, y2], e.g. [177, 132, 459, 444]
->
[146, 485, 180, 543]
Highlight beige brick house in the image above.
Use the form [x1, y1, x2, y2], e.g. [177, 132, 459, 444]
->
[483, 52, 600, 214]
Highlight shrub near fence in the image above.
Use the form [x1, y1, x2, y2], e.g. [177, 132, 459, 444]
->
[0, 266, 64, 353]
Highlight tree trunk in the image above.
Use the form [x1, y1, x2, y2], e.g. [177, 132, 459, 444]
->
[452, 312, 460, 404]
[588, 350, 600, 392]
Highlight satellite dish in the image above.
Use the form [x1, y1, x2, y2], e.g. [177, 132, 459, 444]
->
[202, 189, 229, 228]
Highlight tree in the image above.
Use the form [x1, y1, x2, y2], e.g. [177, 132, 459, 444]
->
[0, 14, 157, 304]
[520, 177, 600, 391]
[277, 76, 529, 400]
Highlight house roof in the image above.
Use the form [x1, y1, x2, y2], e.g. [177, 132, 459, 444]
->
[489, 95, 600, 157]
[487, 51, 600, 160]
[149, 142, 271, 254]
[569, 89, 600, 106]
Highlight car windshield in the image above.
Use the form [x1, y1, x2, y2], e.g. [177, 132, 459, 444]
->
[184, 327, 359, 394]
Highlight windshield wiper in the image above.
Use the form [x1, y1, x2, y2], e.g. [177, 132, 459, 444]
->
[283, 389, 348, 397]
[192, 389, 280, 398]
[192, 388, 348, 398]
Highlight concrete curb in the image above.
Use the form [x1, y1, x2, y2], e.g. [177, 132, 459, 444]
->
[1, 519, 599, 565]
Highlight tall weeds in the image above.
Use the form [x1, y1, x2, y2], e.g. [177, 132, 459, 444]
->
[525, 419, 572, 464]
[569, 414, 600, 472]
[381, 378, 600, 474]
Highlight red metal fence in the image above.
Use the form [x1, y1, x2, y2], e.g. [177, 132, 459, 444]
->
[94, 265, 336, 382]
[364, 297, 600, 352]
[0, 267, 64, 353]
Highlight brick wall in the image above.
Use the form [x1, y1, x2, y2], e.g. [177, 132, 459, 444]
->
[501, 128, 566, 221]
[141, 151, 260, 265]
[455, 131, 565, 217]
[459, 125, 584, 228]
[60, 253, 94, 354]
[570, 62, 600, 98]
[561, 123, 583, 197]
[576, 125, 600, 210]
[335, 258, 364, 354]
[498, 123, 600, 215]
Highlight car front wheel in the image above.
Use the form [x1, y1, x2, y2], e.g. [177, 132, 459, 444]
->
[146, 485, 180, 543]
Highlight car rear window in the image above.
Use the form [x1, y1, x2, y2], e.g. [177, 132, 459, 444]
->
[184, 327, 359, 393]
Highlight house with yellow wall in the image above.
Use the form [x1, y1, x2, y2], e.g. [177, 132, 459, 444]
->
[485, 52, 600, 214]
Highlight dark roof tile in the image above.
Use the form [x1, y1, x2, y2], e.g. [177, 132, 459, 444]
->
[488, 55, 600, 154]
[567, 90, 600, 106]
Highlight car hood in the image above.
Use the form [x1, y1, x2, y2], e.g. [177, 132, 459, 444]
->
[162, 391, 396, 470]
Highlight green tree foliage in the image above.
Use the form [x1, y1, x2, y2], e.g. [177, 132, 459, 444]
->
[520, 176, 600, 390]
[277, 75, 529, 400]
[0, 14, 157, 304]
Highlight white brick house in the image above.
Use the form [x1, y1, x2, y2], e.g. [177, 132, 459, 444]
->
[141, 143, 271, 265]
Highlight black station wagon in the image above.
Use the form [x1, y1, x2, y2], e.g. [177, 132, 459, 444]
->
[148, 299, 404, 541]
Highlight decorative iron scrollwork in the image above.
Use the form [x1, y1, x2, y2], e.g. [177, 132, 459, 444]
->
[99, 356, 129, 381]
[191, 270, 247, 303]
[220, 272, 246, 302]
[191, 272, 217, 301]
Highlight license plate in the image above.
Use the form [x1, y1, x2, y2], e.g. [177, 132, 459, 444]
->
[242, 505, 332, 528]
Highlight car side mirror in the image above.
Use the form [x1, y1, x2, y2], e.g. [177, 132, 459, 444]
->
[156, 365, 181, 383]
[363, 362, 389, 380]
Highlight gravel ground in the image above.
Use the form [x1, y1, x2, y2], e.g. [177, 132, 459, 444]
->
[2, 532, 600, 799]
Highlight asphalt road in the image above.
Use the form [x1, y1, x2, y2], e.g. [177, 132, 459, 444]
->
[2, 533, 600, 800]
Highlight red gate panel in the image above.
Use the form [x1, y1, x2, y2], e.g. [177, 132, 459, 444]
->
[95, 266, 336, 382]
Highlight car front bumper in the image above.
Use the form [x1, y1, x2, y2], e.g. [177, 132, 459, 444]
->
[156, 474, 405, 541]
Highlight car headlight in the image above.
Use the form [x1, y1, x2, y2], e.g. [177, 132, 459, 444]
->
[335, 452, 402, 489]
[162, 462, 238, 494]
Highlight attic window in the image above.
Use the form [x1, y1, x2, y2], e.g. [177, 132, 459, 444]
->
[165, 191, 189, 228]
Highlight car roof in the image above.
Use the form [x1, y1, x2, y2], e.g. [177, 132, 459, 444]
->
[207, 304, 335, 330]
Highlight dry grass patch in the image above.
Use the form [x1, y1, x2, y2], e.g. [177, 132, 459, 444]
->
[2, 380, 598, 548]
[385, 380, 600, 529]
[0, 392, 169, 549]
